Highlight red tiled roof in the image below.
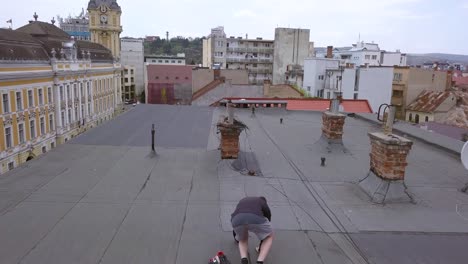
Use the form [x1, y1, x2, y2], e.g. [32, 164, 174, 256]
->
[407, 91, 451, 112]
[147, 65, 193, 84]
[287, 99, 373, 113]
[454, 76, 468, 86]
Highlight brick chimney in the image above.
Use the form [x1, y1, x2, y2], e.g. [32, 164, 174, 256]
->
[217, 110, 246, 159]
[359, 132, 413, 203]
[321, 111, 346, 143]
[326, 46, 333, 59]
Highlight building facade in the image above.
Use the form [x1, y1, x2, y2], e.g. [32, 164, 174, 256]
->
[303, 58, 341, 97]
[392, 67, 450, 119]
[58, 9, 90, 41]
[316, 42, 407, 67]
[145, 65, 193, 105]
[122, 65, 136, 101]
[273, 28, 312, 85]
[88, 0, 122, 58]
[145, 54, 186, 65]
[203, 27, 274, 85]
[203, 26, 313, 85]
[406, 91, 457, 124]
[0, 20, 122, 174]
[121, 38, 144, 98]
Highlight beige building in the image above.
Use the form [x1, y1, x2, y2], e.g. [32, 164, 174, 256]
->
[406, 91, 457, 124]
[88, 0, 122, 58]
[0, 20, 122, 174]
[391, 67, 451, 119]
[202, 27, 275, 85]
[122, 65, 136, 101]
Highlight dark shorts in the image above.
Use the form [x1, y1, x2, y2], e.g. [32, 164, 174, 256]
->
[231, 213, 273, 241]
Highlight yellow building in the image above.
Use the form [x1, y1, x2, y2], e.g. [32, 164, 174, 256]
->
[406, 91, 457, 124]
[391, 67, 451, 120]
[0, 19, 122, 174]
[88, 0, 122, 58]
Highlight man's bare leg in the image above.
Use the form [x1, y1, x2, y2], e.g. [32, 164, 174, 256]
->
[257, 234, 273, 262]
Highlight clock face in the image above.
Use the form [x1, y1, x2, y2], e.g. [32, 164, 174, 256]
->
[100, 15, 108, 24]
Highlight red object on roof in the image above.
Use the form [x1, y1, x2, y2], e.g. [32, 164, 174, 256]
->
[217, 97, 373, 113]
[147, 65, 193, 84]
[454, 76, 468, 86]
[286, 99, 373, 113]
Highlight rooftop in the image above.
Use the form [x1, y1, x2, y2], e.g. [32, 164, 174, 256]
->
[407, 91, 452, 112]
[0, 104, 467, 264]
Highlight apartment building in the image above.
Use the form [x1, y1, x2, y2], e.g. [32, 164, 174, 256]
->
[203, 27, 274, 85]
[316, 42, 407, 67]
[121, 38, 144, 97]
[145, 54, 186, 66]
[0, 20, 122, 174]
[392, 67, 451, 119]
[203, 26, 312, 85]
[122, 66, 136, 101]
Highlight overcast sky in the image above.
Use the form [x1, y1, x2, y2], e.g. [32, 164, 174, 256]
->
[1, 0, 467, 54]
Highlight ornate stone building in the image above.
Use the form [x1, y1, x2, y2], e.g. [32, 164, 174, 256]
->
[0, 17, 122, 174]
[88, 0, 122, 58]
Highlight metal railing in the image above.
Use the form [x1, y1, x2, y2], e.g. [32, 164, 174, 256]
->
[227, 47, 274, 54]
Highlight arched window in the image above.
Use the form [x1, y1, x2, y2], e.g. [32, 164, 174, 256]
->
[409, 113, 413, 122]
[415, 114, 420, 124]
[425, 116, 429, 122]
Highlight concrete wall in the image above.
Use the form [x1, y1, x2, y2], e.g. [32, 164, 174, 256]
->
[202, 39, 211, 68]
[341, 69, 357, 100]
[174, 83, 192, 105]
[382, 52, 406, 66]
[192, 82, 263, 106]
[265, 84, 303, 98]
[357, 67, 394, 113]
[192, 69, 249, 93]
[406, 111, 434, 123]
[407, 68, 448, 105]
[303, 58, 340, 97]
[273, 28, 310, 85]
[221, 70, 249, 85]
[121, 38, 144, 95]
[192, 69, 214, 93]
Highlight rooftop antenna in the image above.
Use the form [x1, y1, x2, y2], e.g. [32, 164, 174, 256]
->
[6, 19, 12, 29]
[358, 32, 361, 43]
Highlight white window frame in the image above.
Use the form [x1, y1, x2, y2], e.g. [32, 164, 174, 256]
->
[38, 88, 43, 105]
[3, 93, 10, 113]
[40, 117, 45, 135]
[16, 91, 23, 111]
[5, 126, 12, 149]
[30, 119, 36, 139]
[28, 90, 34, 108]
[49, 114, 54, 131]
[48, 87, 53, 104]
[18, 123, 25, 144]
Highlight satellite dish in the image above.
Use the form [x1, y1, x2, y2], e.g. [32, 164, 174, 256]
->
[462, 141, 468, 170]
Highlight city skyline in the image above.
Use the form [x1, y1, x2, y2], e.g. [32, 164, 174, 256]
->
[1, 0, 468, 55]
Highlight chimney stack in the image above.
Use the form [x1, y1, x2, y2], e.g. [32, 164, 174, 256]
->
[359, 132, 413, 203]
[326, 46, 333, 59]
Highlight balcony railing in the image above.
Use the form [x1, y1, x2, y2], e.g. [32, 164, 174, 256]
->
[226, 57, 273, 63]
[227, 47, 274, 54]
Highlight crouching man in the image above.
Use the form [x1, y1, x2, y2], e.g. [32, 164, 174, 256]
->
[231, 197, 273, 264]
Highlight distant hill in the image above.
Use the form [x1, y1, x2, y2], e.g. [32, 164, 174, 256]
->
[407, 53, 468, 66]
[144, 37, 203, 65]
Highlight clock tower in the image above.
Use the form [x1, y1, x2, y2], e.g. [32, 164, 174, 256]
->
[88, 0, 122, 58]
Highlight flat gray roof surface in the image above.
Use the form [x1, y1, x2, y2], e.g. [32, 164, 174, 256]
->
[1, 104, 468, 264]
